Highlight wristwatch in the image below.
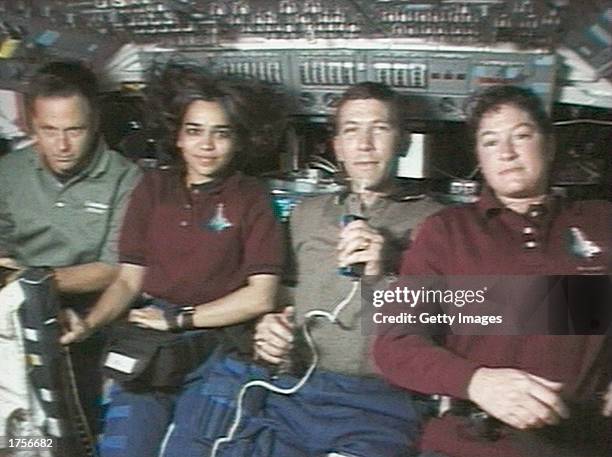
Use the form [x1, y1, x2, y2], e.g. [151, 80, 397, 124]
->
[164, 306, 196, 332]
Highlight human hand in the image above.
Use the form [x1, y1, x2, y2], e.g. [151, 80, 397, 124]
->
[337, 220, 384, 276]
[128, 306, 169, 331]
[59, 308, 94, 345]
[467, 367, 569, 429]
[254, 307, 295, 364]
[0, 257, 23, 286]
[0, 257, 21, 270]
[602, 381, 612, 417]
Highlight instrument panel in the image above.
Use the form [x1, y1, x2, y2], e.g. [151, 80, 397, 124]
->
[174, 42, 556, 119]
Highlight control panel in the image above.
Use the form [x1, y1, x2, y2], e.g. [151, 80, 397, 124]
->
[176, 42, 556, 120]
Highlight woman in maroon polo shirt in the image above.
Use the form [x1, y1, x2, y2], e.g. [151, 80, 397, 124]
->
[86, 67, 285, 457]
[375, 85, 611, 457]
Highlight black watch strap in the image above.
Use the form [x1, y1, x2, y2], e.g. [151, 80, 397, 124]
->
[178, 306, 196, 330]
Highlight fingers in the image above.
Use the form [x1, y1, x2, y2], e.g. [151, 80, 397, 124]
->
[255, 311, 295, 344]
[339, 236, 377, 259]
[0, 257, 21, 270]
[528, 373, 564, 391]
[128, 309, 145, 325]
[510, 394, 563, 429]
[0, 257, 23, 284]
[507, 399, 563, 429]
[257, 329, 293, 353]
[127, 312, 146, 327]
[340, 248, 381, 267]
[128, 307, 166, 330]
[254, 329, 293, 364]
[526, 374, 569, 420]
[278, 306, 295, 330]
[128, 308, 146, 321]
[254, 310, 295, 364]
[338, 243, 383, 277]
[254, 340, 288, 365]
[128, 306, 161, 320]
[468, 367, 569, 430]
[59, 331, 78, 345]
[59, 309, 90, 345]
[506, 404, 546, 429]
[337, 220, 383, 254]
[337, 223, 384, 275]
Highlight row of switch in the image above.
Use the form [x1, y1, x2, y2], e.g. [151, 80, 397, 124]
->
[374, 64, 427, 89]
[214, 59, 474, 88]
[93, 0, 159, 8]
[219, 61, 283, 84]
[382, 12, 478, 24]
[232, 13, 349, 25]
[390, 24, 480, 37]
[233, 23, 361, 34]
[376, 72, 426, 88]
[100, 12, 179, 27]
[299, 61, 357, 86]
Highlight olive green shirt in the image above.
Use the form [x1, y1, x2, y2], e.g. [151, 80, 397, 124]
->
[0, 143, 140, 267]
[289, 189, 443, 376]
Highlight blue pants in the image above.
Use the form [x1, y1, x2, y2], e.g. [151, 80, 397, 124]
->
[160, 353, 272, 457]
[99, 384, 178, 457]
[162, 354, 420, 457]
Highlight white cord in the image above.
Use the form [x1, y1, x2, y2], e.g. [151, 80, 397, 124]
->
[209, 280, 360, 457]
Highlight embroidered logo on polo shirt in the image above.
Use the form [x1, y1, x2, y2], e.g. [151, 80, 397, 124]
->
[206, 203, 233, 232]
[84, 201, 109, 214]
[567, 227, 602, 259]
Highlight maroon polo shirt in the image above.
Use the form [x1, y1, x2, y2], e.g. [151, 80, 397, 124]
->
[375, 189, 611, 457]
[119, 169, 283, 306]
[400, 189, 610, 275]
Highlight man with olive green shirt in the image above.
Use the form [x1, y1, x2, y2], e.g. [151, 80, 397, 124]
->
[0, 141, 138, 271]
[0, 60, 140, 436]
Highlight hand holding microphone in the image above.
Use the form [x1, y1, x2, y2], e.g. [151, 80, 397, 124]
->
[337, 216, 385, 277]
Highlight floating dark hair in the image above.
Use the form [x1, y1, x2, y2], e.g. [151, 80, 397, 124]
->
[146, 62, 288, 169]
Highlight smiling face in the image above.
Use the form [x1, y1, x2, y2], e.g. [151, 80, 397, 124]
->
[333, 98, 400, 192]
[31, 95, 96, 176]
[176, 100, 236, 185]
[476, 103, 551, 200]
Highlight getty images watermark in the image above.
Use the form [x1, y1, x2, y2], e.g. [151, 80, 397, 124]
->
[361, 275, 611, 335]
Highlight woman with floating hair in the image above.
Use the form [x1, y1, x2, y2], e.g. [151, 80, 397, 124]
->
[89, 65, 285, 457]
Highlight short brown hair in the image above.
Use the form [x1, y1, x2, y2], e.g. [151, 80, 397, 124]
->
[25, 60, 99, 119]
[464, 85, 552, 144]
[334, 82, 405, 133]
